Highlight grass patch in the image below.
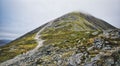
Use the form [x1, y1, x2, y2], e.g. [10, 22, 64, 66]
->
[0, 33, 37, 63]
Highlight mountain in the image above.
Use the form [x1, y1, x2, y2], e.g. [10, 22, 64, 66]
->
[52, 12, 116, 30]
[0, 12, 120, 66]
[0, 40, 11, 46]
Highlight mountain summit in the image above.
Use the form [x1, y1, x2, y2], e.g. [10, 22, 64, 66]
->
[52, 12, 116, 30]
[0, 12, 120, 66]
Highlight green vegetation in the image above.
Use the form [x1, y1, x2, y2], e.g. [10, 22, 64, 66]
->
[40, 21, 101, 49]
[0, 33, 37, 63]
[42, 31, 92, 48]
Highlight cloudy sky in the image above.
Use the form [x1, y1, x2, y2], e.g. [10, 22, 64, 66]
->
[0, 0, 120, 40]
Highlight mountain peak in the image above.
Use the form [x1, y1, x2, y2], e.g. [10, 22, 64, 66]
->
[49, 12, 116, 31]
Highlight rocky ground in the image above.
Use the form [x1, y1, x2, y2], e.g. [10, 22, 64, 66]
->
[1, 28, 120, 66]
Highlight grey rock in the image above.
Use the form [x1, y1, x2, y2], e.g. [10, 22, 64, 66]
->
[68, 53, 83, 66]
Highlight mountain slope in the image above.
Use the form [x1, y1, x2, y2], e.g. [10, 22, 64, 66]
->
[0, 12, 120, 66]
[51, 12, 116, 30]
[0, 23, 48, 63]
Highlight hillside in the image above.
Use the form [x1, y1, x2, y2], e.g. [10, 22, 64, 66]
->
[0, 23, 48, 63]
[0, 12, 120, 66]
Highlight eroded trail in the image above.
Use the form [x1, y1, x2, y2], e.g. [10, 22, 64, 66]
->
[0, 22, 52, 66]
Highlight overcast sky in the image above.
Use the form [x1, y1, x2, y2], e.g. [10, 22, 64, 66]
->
[0, 0, 120, 40]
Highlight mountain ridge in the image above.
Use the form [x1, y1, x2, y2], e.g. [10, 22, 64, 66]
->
[52, 12, 116, 30]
